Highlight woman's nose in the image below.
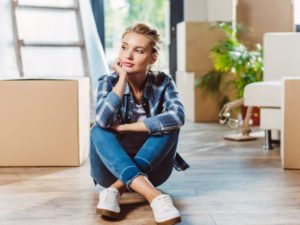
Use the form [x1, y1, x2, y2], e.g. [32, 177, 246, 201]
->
[125, 50, 133, 59]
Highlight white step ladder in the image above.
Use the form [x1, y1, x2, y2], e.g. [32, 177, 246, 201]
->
[11, 0, 89, 77]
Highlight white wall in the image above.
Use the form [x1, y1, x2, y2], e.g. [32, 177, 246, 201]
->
[184, 0, 207, 22]
[207, 0, 237, 22]
[184, 0, 237, 22]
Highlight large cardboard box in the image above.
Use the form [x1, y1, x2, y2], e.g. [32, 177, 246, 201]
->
[176, 22, 228, 122]
[237, 0, 294, 44]
[281, 78, 300, 169]
[0, 77, 90, 166]
[176, 22, 226, 74]
[176, 71, 220, 122]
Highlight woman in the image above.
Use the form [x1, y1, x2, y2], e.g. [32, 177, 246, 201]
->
[90, 23, 185, 225]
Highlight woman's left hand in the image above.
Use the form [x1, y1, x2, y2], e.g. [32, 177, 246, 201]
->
[110, 122, 148, 133]
[110, 124, 127, 133]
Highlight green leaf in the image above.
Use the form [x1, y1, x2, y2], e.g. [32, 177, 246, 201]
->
[195, 71, 223, 96]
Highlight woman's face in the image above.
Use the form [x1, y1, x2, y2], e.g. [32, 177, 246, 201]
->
[119, 32, 157, 74]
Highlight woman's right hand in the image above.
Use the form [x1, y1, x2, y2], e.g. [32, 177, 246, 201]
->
[112, 58, 128, 98]
[112, 58, 128, 80]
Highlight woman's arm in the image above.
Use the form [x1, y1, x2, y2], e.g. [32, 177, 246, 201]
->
[112, 58, 128, 99]
[110, 121, 148, 133]
[143, 76, 185, 135]
[95, 59, 128, 128]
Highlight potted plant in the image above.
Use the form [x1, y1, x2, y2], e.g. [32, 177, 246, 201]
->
[196, 21, 263, 125]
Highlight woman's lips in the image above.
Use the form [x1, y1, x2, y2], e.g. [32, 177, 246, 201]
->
[122, 62, 134, 67]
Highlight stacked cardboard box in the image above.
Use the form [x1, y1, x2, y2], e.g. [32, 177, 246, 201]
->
[176, 22, 226, 122]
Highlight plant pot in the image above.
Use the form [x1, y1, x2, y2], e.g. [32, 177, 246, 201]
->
[241, 106, 260, 126]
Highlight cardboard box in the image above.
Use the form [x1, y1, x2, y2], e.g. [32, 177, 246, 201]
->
[176, 22, 226, 74]
[237, 0, 294, 44]
[176, 22, 236, 122]
[176, 71, 220, 122]
[0, 77, 90, 166]
[281, 78, 300, 169]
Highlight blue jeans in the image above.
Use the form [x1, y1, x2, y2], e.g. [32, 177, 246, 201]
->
[90, 125, 179, 189]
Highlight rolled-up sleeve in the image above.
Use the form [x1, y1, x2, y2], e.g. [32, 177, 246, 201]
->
[95, 75, 121, 128]
[143, 77, 185, 135]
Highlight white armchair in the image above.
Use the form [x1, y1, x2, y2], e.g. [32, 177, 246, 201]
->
[244, 33, 300, 150]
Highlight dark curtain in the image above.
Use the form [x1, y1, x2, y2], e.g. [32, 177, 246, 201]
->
[169, 0, 184, 80]
[90, 0, 105, 50]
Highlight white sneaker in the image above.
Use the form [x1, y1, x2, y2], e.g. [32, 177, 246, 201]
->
[96, 187, 121, 218]
[150, 194, 182, 225]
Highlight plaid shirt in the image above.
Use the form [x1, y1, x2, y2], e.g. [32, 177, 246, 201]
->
[95, 70, 185, 135]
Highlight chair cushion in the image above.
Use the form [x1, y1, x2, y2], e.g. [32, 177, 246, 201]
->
[244, 81, 281, 107]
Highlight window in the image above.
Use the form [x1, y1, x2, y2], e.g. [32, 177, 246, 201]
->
[295, 0, 300, 31]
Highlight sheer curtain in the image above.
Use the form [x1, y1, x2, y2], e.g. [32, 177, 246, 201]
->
[0, 0, 19, 77]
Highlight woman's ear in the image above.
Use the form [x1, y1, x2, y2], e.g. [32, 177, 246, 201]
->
[150, 53, 158, 65]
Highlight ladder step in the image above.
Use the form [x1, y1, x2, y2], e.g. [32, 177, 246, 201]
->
[14, 2, 78, 11]
[20, 40, 84, 48]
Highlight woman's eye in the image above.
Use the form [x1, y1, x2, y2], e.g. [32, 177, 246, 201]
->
[121, 46, 127, 50]
[136, 49, 143, 53]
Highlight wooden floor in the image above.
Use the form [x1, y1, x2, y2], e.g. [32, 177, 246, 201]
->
[1, 122, 300, 225]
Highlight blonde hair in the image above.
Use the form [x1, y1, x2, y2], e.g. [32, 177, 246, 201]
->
[122, 23, 162, 54]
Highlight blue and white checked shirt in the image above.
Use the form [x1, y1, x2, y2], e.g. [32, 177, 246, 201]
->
[95, 70, 185, 135]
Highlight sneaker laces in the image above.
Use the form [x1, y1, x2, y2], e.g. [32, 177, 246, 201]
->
[160, 195, 174, 211]
[104, 188, 120, 204]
